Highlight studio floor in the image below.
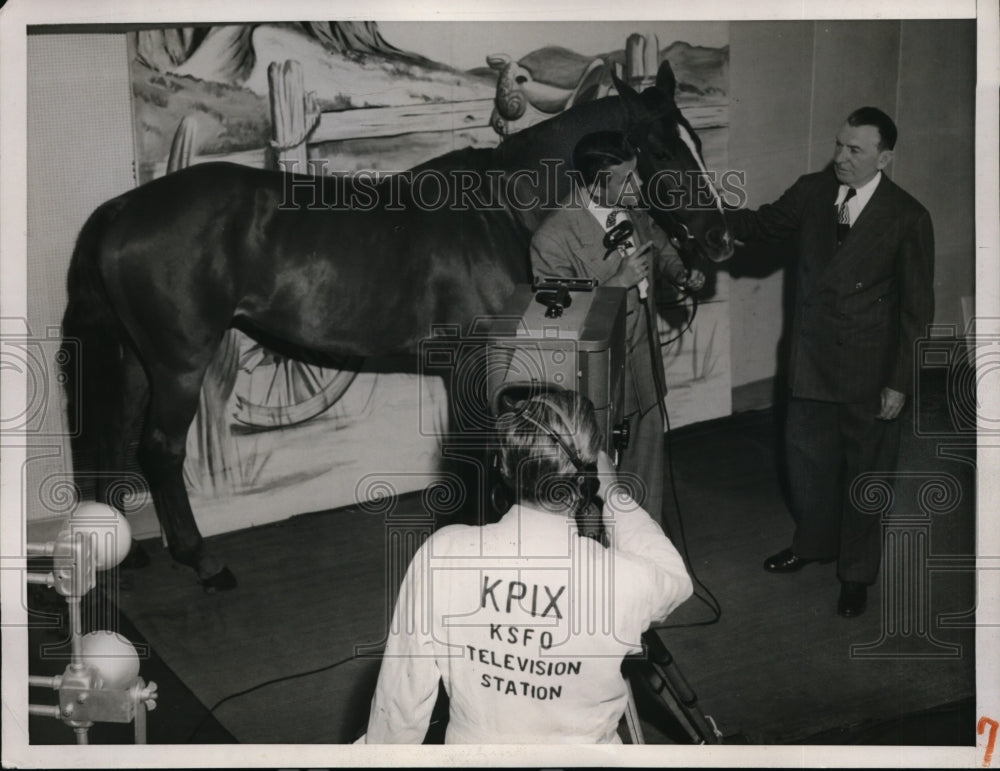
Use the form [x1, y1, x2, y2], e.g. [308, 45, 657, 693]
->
[26, 368, 977, 747]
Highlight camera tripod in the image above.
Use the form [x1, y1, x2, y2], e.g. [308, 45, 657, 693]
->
[621, 629, 722, 744]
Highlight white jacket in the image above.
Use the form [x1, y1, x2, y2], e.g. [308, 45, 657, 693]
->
[365, 492, 693, 744]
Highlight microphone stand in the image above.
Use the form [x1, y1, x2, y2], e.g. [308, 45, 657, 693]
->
[582, 244, 720, 741]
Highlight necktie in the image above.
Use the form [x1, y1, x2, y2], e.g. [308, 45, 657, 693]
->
[836, 187, 856, 244]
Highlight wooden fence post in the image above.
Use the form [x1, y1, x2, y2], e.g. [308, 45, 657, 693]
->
[166, 115, 197, 174]
[643, 33, 660, 82]
[268, 59, 318, 173]
[625, 33, 645, 84]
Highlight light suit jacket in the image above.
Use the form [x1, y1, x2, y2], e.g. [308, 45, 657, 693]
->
[529, 203, 687, 416]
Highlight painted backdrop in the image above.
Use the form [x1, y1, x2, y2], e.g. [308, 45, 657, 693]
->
[128, 21, 730, 536]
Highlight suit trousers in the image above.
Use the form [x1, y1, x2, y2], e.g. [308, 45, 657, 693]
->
[620, 401, 666, 532]
[785, 396, 902, 584]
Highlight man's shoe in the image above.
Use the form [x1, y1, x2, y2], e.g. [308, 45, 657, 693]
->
[763, 547, 817, 573]
[837, 581, 867, 617]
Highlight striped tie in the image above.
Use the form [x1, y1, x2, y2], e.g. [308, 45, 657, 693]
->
[836, 187, 856, 244]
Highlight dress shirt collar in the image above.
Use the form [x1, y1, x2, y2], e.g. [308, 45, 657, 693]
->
[586, 196, 624, 232]
[835, 170, 882, 220]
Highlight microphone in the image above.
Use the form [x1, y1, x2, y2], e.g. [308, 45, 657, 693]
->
[603, 219, 648, 302]
[602, 220, 634, 255]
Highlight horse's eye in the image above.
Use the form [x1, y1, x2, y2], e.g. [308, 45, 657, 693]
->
[515, 75, 528, 84]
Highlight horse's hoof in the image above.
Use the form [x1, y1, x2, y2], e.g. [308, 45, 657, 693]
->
[199, 566, 237, 592]
[120, 540, 151, 570]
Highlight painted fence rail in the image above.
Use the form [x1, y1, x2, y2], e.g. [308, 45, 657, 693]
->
[152, 100, 728, 178]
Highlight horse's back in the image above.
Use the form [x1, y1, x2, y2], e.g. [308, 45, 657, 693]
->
[93, 159, 533, 357]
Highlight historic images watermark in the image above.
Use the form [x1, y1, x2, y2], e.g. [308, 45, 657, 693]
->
[350, 467, 652, 665]
[276, 158, 748, 214]
[846, 326, 992, 661]
[0, 320, 78, 439]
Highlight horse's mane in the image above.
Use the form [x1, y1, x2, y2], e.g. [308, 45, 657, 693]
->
[277, 89, 713, 230]
[413, 94, 630, 178]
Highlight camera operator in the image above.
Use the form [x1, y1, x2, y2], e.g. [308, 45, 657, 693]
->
[363, 389, 692, 744]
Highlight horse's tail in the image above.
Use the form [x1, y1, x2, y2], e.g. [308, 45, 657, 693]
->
[60, 196, 129, 487]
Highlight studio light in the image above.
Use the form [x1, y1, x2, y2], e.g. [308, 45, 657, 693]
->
[27, 503, 158, 744]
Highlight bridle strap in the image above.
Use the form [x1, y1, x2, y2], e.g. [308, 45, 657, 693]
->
[624, 121, 699, 260]
[660, 216, 693, 254]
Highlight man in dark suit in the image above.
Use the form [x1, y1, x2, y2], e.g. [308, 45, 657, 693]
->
[727, 107, 935, 617]
[530, 131, 704, 529]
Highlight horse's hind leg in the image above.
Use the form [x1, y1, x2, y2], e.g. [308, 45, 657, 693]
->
[137, 363, 236, 590]
[95, 345, 151, 566]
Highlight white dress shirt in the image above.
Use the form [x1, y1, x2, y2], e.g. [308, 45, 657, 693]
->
[586, 197, 619, 230]
[834, 170, 882, 225]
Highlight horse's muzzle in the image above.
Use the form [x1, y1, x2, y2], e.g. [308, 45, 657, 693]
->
[704, 226, 735, 263]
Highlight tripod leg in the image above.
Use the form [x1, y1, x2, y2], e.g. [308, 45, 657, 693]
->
[631, 659, 705, 743]
[623, 680, 645, 744]
[637, 630, 722, 744]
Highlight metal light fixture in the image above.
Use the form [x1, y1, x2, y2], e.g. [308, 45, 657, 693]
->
[27, 502, 158, 744]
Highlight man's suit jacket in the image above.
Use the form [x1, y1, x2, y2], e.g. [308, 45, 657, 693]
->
[530, 204, 687, 416]
[728, 169, 935, 402]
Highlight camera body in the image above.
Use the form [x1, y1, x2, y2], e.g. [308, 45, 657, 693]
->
[482, 283, 628, 517]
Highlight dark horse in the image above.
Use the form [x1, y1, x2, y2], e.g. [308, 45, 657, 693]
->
[60, 63, 733, 589]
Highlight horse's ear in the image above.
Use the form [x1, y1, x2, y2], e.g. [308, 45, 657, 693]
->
[611, 67, 644, 121]
[612, 67, 640, 99]
[655, 60, 677, 101]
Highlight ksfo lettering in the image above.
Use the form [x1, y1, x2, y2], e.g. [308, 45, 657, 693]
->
[489, 624, 555, 650]
[480, 576, 566, 618]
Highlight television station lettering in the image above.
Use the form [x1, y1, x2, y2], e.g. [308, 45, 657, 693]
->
[475, 575, 582, 702]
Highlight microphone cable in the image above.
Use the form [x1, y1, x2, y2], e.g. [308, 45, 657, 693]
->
[185, 649, 381, 743]
[643, 274, 721, 630]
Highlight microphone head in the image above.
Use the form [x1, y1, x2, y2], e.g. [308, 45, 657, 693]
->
[602, 219, 634, 251]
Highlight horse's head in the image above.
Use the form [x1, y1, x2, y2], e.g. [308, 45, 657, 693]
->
[614, 62, 734, 263]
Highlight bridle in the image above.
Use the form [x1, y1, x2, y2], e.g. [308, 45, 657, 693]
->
[661, 219, 695, 256]
[624, 115, 705, 346]
[624, 122, 702, 262]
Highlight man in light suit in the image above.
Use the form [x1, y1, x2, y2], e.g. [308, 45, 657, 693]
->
[530, 131, 704, 530]
[727, 107, 935, 617]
